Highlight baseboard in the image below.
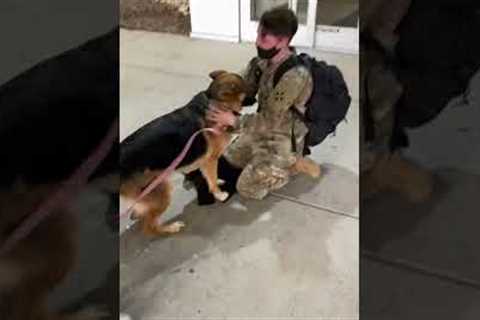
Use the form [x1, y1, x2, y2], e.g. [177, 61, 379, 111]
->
[190, 31, 239, 43]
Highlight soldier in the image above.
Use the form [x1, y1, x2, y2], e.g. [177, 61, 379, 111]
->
[205, 7, 316, 200]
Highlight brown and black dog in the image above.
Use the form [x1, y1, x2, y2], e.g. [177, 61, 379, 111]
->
[120, 70, 248, 236]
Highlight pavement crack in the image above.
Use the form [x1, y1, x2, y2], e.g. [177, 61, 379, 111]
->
[271, 192, 358, 220]
[362, 250, 480, 291]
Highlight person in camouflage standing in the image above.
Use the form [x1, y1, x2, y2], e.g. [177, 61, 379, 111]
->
[206, 7, 318, 200]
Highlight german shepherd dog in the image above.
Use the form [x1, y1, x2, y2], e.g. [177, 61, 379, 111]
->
[120, 70, 248, 236]
[0, 29, 118, 319]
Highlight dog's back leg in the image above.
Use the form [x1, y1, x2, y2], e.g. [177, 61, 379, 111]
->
[141, 181, 185, 235]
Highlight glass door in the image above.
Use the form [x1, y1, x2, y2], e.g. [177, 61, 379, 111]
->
[314, 0, 359, 53]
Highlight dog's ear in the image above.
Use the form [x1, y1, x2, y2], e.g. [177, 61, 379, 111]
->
[209, 70, 228, 80]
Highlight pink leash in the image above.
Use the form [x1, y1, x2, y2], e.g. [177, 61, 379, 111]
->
[0, 119, 119, 256]
[118, 127, 220, 220]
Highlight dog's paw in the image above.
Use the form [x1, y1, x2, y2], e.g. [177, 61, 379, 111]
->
[214, 191, 229, 202]
[162, 221, 186, 233]
[182, 178, 194, 190]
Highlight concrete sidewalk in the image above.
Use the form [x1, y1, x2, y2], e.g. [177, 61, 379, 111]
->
[361, 69, 480, 319]
[120, 29, 359, 319]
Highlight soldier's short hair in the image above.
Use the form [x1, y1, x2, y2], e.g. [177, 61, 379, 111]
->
[260, 7, 298, 40]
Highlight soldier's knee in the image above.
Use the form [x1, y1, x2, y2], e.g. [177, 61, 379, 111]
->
[237, 183, 269, 200]
[236, 163, 290, 200]
[236, 165, 268, 200]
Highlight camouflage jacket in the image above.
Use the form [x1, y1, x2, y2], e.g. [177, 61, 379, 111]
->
[228, 53, 313, 158]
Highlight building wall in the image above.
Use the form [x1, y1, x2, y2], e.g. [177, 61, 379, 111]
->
[162, 0, 189, 15]
[189, 0, 240, 42]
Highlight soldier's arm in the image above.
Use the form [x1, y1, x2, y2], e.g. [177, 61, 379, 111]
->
[240, 57, 261, 104]
[226, 112, 255, 133]
[225, 58, 261, 133]
[228, 65, 311, 133]
[265, 66, 311, 116]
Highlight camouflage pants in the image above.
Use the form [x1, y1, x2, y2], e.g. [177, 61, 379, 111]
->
[224, 133, 299, 200]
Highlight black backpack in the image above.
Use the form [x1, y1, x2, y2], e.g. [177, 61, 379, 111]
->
[252, 53, 352, 155]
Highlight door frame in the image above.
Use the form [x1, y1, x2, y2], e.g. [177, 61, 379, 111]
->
[315, 17, 359, 53]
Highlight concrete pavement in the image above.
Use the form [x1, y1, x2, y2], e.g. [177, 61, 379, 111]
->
[120, 29, 359, 319]
[361, 68, 480, 319]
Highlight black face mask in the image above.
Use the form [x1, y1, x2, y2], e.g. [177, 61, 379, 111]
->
[256, 45, 280, 59]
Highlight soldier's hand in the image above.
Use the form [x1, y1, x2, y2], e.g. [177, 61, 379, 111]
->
[206, 106, 237, 127]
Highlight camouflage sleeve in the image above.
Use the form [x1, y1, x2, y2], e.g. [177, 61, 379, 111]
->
[225, 58, 261, 133]
[265, 66, 311, 116]
[240, 57, 261, 100]
[226, 113, 255, 133]
[228, 65, 311, 133]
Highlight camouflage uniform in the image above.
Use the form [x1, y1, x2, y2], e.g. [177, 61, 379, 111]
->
[360, 41, 403, 174]
[359, 0, 413, 172]
[225, 54, 313, 200]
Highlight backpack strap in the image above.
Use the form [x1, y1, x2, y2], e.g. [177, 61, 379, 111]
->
[273, 55, 302, 88]
[251, 54, 306, 93]
[255, 55, 302, 113]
